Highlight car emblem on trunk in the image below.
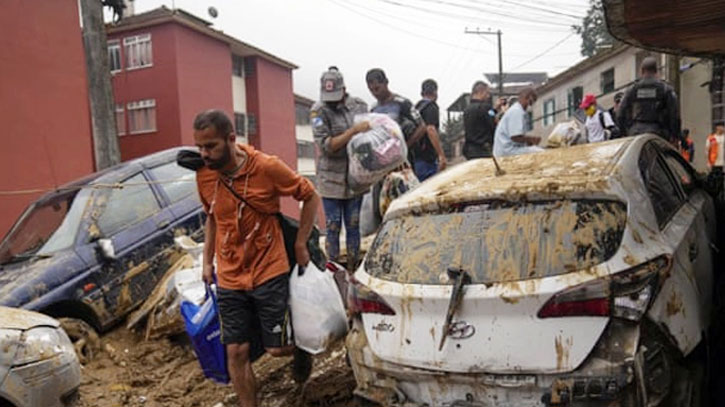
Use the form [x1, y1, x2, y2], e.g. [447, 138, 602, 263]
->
[448, 321, 475, 339]
[372, 321, 395, 332]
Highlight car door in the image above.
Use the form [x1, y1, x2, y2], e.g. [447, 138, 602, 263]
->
[640, 142, 706, 355]
[146, 161, 203, 239]
[95, 172, 174, 318]
[660, 150, 715, 319]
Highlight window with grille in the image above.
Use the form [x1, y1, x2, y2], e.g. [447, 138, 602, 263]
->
[124, 34, 153, 69]
[297, 140, 316, 159]
[247, 113, 258, 135]
[127, 99, 156, 134]
[600, 68, 615, 94]
[234, 112, 246, 136]
[108, 40, 122, 72]
[232, 55, 244, 77]
[115, 104, 126, 136]
[567, 86, 583, 117]
[295, 104, 310, 125]
[244, 58, 255, 77]
[543, 98, 556, 126]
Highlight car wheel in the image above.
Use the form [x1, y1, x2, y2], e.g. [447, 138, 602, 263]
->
[59, 317, 101, 364]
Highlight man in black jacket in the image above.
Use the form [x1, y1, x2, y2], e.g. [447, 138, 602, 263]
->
[463, 81, 497, 159]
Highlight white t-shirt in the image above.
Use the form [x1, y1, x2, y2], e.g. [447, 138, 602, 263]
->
[707, 134, 725, 167]
[585, 110, 615, 143]
[493, 102, 543, 157]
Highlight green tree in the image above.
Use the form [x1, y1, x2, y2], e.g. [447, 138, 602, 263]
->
[572, 0, 616, 57]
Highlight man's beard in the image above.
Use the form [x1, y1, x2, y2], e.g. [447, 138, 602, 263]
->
[205, 144, 232, 170]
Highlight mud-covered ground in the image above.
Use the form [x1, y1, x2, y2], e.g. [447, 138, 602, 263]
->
[78, 326, 356, 407]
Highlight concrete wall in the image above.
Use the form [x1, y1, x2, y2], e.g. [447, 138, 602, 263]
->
[175, 24, 234, 146]
[245, 57, 298, 216]
[679, 57, 713, 171]
[110, 23, 181, 160]
[0, 0, 95, 238]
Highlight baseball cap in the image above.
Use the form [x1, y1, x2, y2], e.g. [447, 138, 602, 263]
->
[579, 93, 597, 109]
[320, 66, 345, 102]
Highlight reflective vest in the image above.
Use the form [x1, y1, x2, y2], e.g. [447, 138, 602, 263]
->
[708, 134, 720, 167]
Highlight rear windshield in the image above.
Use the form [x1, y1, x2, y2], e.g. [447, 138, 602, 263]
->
[365, 200, 627, 285]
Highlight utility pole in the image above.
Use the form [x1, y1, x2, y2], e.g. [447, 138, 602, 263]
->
[80, 0, 121, 170]
[465, 28, 504, 98]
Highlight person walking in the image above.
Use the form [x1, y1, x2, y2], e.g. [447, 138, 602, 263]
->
[310, 67, 369, 270]
[463, 81, 497, 159]
[413, 79, 447, 181]
[493, 87, 542, 157]
[580, 94, 619, 143]
[193, 110, 321, 407]
[365, 68, 427, 158]
[618, 56, 681, 142]
[706, 123, 725, 199]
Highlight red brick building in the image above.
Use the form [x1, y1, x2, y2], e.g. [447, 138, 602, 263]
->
[107, 6, 300, 214]
[0, 0, 95, 238]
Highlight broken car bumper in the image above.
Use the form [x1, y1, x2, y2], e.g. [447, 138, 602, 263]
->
[346, 319, 640, 407]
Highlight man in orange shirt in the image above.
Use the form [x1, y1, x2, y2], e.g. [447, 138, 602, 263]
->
[193, 110, 320, 407]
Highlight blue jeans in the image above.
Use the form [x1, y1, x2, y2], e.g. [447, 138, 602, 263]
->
[414, 159, 438, 182]
[322, 197, 362, 268]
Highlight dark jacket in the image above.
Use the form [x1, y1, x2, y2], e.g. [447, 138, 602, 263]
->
[463, 98, 496, 158]
[618, 77, 681, 141]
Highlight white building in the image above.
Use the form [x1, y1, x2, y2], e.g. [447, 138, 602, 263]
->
[294, 94, 316, 180]
[531, 45, 714, 170]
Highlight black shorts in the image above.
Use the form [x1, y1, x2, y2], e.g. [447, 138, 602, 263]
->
[217, 273, 292, 348]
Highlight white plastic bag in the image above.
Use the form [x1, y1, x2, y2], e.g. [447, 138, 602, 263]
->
[347, 113, 407, 193]
[546, 120, 584, 148]
[289, 263, 348, 354]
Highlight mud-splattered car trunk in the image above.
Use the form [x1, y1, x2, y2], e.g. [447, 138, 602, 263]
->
[346, 135, 717, 406]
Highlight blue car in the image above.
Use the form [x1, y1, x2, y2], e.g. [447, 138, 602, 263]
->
[0, 147, 204, 361]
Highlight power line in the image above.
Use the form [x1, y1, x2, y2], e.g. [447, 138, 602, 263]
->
[327, 0, 491, 52]
[509, 32, 576, 71]
[377, 0, 573, 29]
[466, 0, 584, 19]
[408, 0, 574, 27]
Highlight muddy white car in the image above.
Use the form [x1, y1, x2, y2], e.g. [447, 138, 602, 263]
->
[0, 306, 81, 407]
[346, 135, 716, 406]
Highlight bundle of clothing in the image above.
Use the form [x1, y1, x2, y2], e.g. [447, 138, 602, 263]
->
[347, 113, 408, 193]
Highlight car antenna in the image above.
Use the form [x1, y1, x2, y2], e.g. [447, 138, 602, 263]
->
[492, 156, 505, 176]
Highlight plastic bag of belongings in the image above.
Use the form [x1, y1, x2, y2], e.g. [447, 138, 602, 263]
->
[347, 113, 408, 193]
[289, 262, 348, 354]
[545, 120, 586, 148]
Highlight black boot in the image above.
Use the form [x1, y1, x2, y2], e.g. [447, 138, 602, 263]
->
[292, 347, 312, 383]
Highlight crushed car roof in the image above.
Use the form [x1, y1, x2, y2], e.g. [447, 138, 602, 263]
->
[387, 138, 632, 218]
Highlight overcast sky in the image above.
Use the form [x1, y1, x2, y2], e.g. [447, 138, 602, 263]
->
[120, 0, 590, 119]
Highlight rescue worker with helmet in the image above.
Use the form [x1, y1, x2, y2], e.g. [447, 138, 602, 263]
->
[618, 56, 681, 143]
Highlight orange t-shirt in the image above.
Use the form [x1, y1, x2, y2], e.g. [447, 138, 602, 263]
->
[196, 144, 315, 290]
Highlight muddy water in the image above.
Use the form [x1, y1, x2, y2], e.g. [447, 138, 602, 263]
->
[78, 325, 355, 407]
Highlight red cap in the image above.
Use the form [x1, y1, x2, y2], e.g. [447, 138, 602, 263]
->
[579, 94, 596, 109]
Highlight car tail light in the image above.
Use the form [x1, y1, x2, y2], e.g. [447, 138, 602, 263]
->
[538, 256, 670, 320]
[347, 276, 396, 316]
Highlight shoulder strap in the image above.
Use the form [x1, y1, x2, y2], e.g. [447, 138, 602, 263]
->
[416, 99, 432, 113]
[219, 177, 266, 215]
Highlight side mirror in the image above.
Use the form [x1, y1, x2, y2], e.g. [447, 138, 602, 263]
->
[97, 238, 116, 260]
